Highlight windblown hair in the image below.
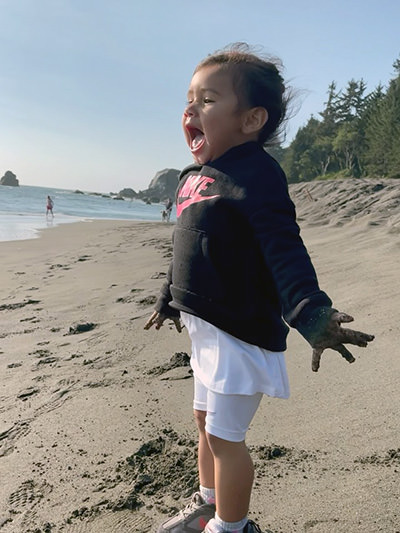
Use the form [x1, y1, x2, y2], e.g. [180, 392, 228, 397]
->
[194, 43, 291, 146]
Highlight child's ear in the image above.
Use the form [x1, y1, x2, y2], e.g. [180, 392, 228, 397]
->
[242, 107, 268, 135]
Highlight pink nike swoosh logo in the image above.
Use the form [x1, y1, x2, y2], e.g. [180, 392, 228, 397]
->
[176, 174, 219, 217]
[176, 194, 218, 217]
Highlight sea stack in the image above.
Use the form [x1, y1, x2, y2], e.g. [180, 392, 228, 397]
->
[0, 170, 19, 186]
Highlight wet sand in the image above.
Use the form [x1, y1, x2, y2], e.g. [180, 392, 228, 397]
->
[0, 179, 399, 532]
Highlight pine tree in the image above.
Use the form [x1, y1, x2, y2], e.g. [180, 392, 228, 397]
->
[364, 60, 400, 177]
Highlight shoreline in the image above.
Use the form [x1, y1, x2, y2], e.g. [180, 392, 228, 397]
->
[0, 212, 87, 243]
[0, 213, 170, 244]
[0, 211, 399, 531]
[0, 183, 175, 243]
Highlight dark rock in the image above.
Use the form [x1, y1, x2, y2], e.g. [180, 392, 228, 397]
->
[118, 188, 137, 199]
[147, 352, 191, 376]
[113, 168, 180, 205]
[0, 170, 19, 186]
[147, 168, 180, 197]
[135, 168, 180, 203]
[68, 322, 97, 334]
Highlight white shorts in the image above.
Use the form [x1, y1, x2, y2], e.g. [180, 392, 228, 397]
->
[181, 312, 290, 398]
[193, 376, 263, 442]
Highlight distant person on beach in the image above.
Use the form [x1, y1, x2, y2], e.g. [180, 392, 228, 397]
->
[46, 196, 54, 217]
[162, 197, 173, 222]
[145, 43, 374, 533]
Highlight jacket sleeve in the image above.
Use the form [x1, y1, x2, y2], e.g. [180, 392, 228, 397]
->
[154, 261, 180, 317]
[249, 173, 332, 341]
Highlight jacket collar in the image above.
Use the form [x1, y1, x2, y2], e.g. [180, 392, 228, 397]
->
[180, 142, 261, 180]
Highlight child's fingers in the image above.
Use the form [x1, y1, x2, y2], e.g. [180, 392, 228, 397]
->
[311, 347, 323, 372]
[311, 320, 374, 372]
[144, 311, 160, 330]
[143, 317, 155, 330]
[172, 317, 182, 333]
[340, 327, 375, 347]
[312, 343, 355, 372]
[335, 343, 356, 364]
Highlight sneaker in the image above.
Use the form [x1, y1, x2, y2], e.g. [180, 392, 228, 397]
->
[157, 492, 216, 532]
[244, 520, 263, 533]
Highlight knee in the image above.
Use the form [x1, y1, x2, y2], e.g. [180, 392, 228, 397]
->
[194, 409, 206, 433]
[206, 432, 230, 456]
[206, 432, 247, 458]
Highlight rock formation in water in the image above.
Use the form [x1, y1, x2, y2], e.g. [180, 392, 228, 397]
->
[0, 170, 19, 186]
[116, 168, 180, 204]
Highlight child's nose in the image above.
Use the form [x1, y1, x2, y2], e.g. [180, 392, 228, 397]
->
[184, 102, 196, 117]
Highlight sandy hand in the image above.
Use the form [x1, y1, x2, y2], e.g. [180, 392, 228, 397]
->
[144, 310, 182, 333]
[310, 311, 374, 372]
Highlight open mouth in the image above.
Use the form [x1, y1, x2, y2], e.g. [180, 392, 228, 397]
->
[186, 126, 205, 153]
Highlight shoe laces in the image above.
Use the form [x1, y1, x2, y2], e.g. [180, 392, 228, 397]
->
[181, 493, 203, 517]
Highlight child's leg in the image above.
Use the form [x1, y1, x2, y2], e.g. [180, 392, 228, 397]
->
[156, 410, 216, 533]
[194, 409, 215, 488]
[193, 378, 215, 491]
[205, 391, 263, 524]
[207, 435, 253, 522]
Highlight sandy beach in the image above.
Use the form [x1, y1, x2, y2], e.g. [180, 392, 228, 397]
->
[0, 179, 399, 533]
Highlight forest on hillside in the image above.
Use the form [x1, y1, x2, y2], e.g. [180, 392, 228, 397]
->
[270, 57, 400, 183]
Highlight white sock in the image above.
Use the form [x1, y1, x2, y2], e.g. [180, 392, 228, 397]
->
[200, 485, 216, 505]
[206, 513, 248, 532]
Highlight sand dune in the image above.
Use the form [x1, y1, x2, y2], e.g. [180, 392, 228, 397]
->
[291, 177, 400, 231]
[0, 179, 399, 532]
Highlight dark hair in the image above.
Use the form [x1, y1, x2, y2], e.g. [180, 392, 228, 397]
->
[194, 43, 290, 146]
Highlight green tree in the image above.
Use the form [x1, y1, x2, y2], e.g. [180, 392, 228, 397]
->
[282, 57, 400, 181]
[356, 84, 385, 175]
[319, 81, 341, 131]
[336, 79, 367, 123]
[333, 122, 361, 172]
[282, 117, 322, 182]
[364, 61, 400, 177]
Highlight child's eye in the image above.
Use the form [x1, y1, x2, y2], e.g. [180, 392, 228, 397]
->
[185, 96, 214, 106]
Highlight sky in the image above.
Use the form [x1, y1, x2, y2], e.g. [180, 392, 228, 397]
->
[1, 0, 399, 193]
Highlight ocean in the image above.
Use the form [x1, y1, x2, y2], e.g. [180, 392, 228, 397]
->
[0, 184, 175, 243]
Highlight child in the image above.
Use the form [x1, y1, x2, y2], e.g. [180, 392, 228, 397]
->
[144, 43, 374, 533]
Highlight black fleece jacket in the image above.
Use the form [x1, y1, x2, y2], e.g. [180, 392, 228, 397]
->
[155, 142, 332, 352]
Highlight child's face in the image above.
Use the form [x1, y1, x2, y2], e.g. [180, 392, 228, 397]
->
[182, 65, 253, 164]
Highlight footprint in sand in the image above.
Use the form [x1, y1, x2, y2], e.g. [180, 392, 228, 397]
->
[7, 362, 23, 368]
[8, 479, 52, 509]
[17, 387, 40, 400]
[0, 299, 40, 311]
[76, 254, 92, 262]
[151, 271, 167, 279]
[0, 421, 30, 457]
